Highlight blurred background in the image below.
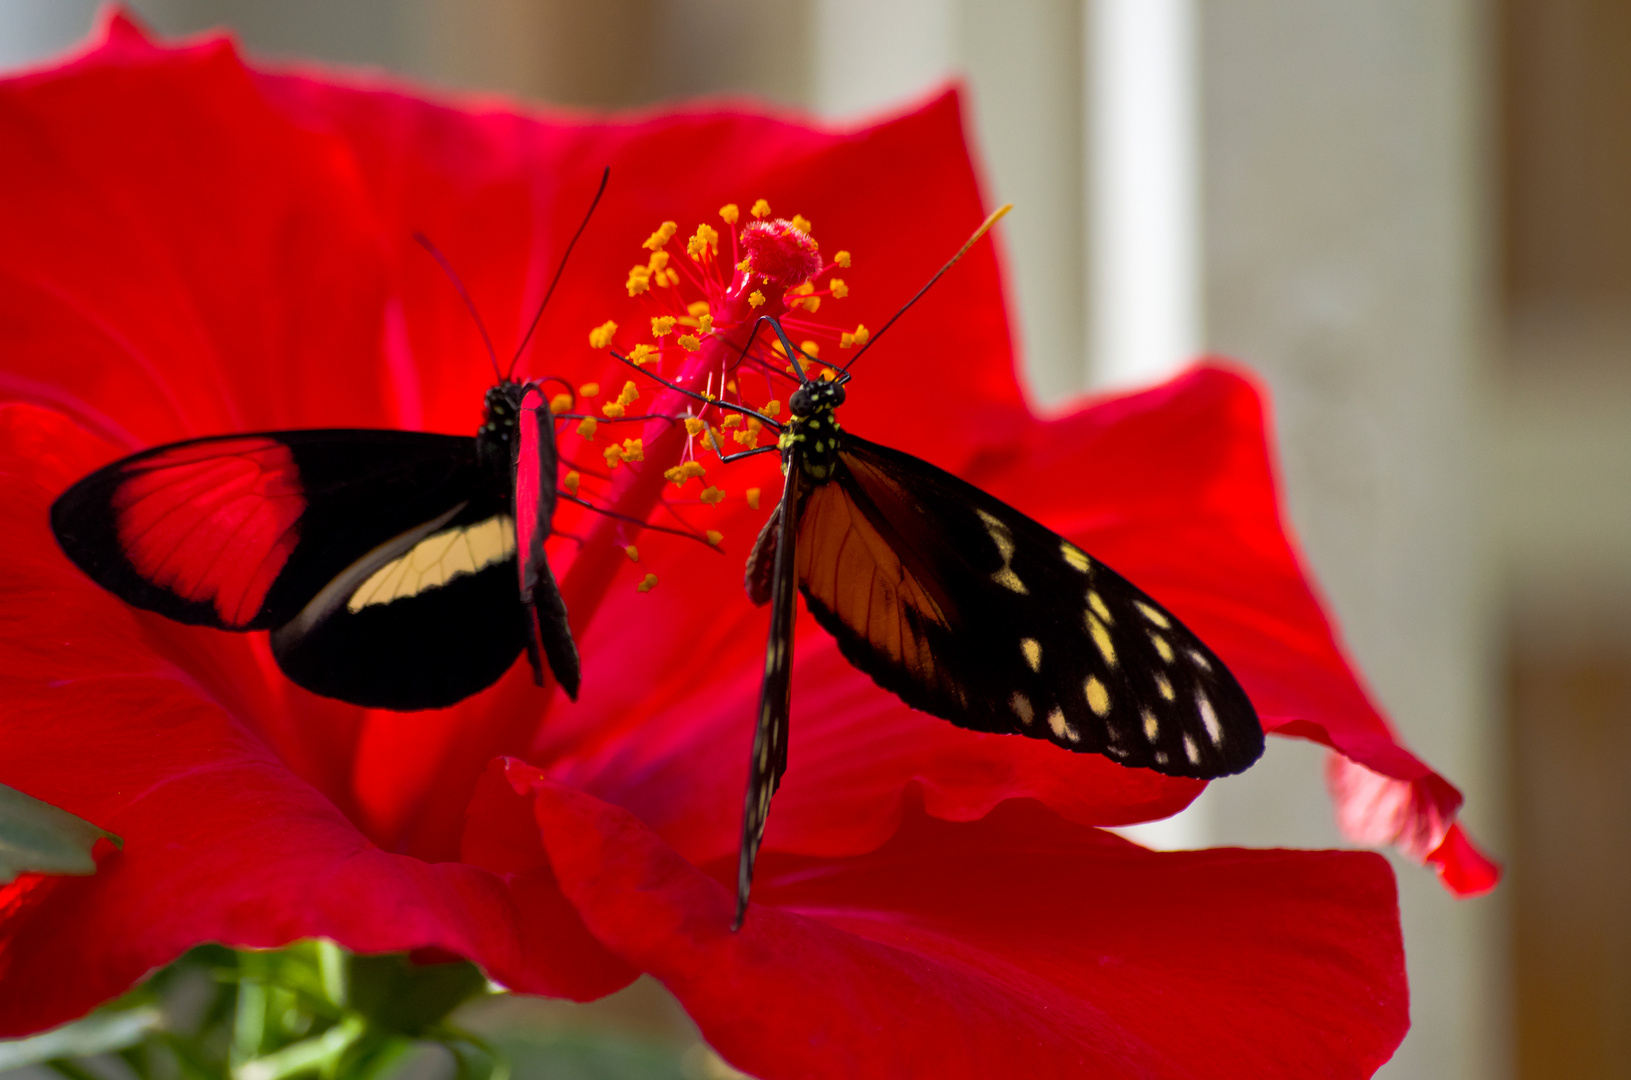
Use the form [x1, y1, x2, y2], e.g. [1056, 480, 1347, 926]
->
[2, 1, 1627, 1077]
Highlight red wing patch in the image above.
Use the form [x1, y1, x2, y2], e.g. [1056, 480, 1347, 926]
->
[112, 437, 304, 626]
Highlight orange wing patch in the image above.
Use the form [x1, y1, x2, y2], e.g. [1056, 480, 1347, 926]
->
[795, 481, 950, 684]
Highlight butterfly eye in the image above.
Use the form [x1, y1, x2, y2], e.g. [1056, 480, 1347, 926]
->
[789, 386, 815, 416]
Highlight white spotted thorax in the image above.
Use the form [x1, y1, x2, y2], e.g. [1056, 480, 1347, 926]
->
[779, 379, 847, 481]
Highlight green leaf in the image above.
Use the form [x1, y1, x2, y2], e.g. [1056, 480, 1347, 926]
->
[347, 956, 488, 1037]
[0, 783, 120, 884]
[0, 1007, 162, 1070]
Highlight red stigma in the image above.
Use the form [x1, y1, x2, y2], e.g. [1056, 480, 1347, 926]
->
[742, 219, 822, 289]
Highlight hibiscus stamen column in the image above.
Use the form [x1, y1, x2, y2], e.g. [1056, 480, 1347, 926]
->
[557, 204, 845, 624]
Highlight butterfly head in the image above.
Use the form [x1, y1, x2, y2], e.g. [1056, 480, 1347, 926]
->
[788, 379, 845, 417]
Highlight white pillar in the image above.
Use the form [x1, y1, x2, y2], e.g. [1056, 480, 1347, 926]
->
[1086, 0, 1200, 392]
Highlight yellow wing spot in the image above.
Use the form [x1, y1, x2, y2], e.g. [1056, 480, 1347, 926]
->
[1142, 710, 1160, 743]
[1088, 591, 1113, 624]
[1188, 649, 1212, 672]
[1184, 735, 1201, 765]
[1010, 692, 1034, 725]
[993, 567, 1028, 594]
[1088, 613, 1117, 667]
[1199, 694, 1224, 746]
[1061, 542, 1091, 573]
[349, 516, 514, 612]
[1150, 632, 1174, 663]
[1085, 676, 1110, 717]
[1047, 708, 1075, 741]
[1021, 637, 1042, 672]
[636, 573, 658, 593]
[1154, 750, 1169, 766]
[1135, 601, 1171, 629]
[976, 509, 1015, 560]
[1155, 673, 1175, 700]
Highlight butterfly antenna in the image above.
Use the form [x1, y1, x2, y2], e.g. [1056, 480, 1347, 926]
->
[840, 203, 1012, 373]
[509, 167, 611, 380]
[414, 232, 504, 383]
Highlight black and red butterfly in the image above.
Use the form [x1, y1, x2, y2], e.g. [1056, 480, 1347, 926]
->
[625, 209, 1265, 927]
[50, 177, 619, 711]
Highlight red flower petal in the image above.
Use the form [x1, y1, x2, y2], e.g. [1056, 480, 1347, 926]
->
[520, 767, 1407, 1080]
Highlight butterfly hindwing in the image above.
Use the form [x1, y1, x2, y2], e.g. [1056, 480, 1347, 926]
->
[53, 428, 537, 710]
[735, 463, 800, 928]
[795, 433, 1263, 779]
[515, 389, 581, 700]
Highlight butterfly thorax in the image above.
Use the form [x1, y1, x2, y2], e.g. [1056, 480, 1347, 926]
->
[780, 380, 847, 483]
[477, 382, 528, 475]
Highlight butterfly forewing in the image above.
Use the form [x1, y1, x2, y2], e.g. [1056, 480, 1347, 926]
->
[798, 434, 1263, 779]
[53, 428, 541, 710]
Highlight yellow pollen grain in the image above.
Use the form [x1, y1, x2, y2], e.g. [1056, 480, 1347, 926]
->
[625, 265, 651, 296]
[601, 402, 626, 419]
[751, 199, 771, 219]
[1088, 590, 1113, 624]
[580, 382, 600, 397]
[651, 315, 677, 337]
[746, 487, 762, 510]
[790, 214, 812, 234]
[664, 461, 705, 487]
[1088, 613, 1117, 667]
[684, 417, 705, 437]
[705, 530, 723, 547]
[563, 470, 580, 494]
[749, 290, 766, 308]
[829, 279, 848, 299]
[720, 203, 740, 225]
[1085, 676, 1110, 717]
[1061, 542, 1091, 573]
[576, 417, 598, 439]
[548, 393, 572, 414]
[643, 221, 678, 251]
[698, 314, 714, 334]
[618, 381, 639, 405]
[588, 320, 618, 349]
[840, 324, 870, 348]
[688, 224, 719, 259]
[647, 250, 670, 273]
[721, 414, 743, 429]
[678, 334, 701, 352]
[628, 343, 658, 367]
[762, 400, 782, 418]
[687, 300, 711, 317]
[1021, 637, 1042, 672]
[603, 445, 623, 468]
[620, 437, 644, 463]
[700, 486, 725, 505]
[1150, 632, 1174, 663]
[624, 545, 639, 562]
[835, 250, 851, 268]
[636, 573, 658, 593]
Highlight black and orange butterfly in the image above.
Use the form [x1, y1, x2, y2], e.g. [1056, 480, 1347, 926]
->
[625, 208, 1265, 927]
[49, 174, 636, 710]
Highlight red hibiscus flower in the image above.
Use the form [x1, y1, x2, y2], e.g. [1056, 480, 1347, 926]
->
[0, 10, 1476, 1076]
